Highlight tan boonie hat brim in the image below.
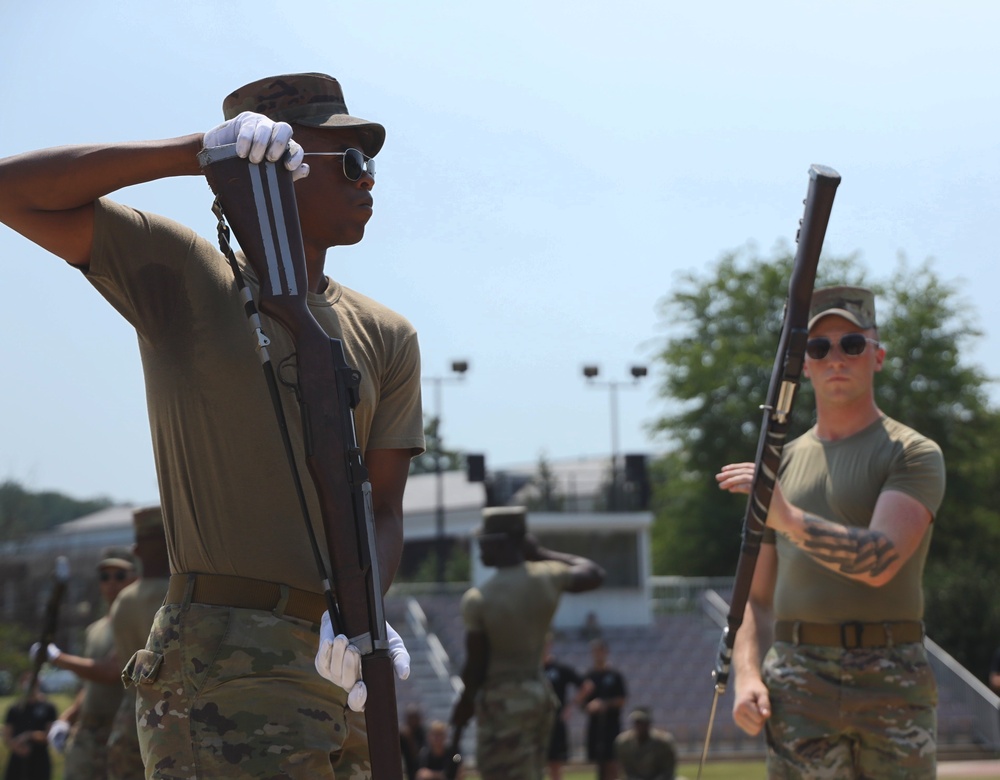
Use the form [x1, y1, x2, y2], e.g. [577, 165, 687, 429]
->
[222, 72, 385, 157]
[808, 285, 877, 330]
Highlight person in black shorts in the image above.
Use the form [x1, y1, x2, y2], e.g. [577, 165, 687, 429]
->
[543, 634, 584, 780]
[580, 638, 627, 780]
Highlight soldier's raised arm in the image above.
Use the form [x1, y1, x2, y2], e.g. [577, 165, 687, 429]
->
[0, 112, 304, 268]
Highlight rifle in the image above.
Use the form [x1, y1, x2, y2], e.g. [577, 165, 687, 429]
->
[28, 556, 70, 696]
[696, 164, 841, 779]
[198, 144, 402, 779]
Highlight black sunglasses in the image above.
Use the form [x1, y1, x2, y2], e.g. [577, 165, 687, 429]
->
[302, 148, 375, 181]
[99, 570, 129, 583]
[806, 333, 879, 360]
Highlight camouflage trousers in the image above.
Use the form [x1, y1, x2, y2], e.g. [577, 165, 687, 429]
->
[124, 601, 369, 779]
[475, 674, 557, 780]
[63, 716, 113, 780]
[761, 641, 937, 780]
[107, 687, 144, 780]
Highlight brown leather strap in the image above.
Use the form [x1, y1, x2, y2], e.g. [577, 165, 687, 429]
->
[166, 573, 327, 624]
[774, 620, 924, 648]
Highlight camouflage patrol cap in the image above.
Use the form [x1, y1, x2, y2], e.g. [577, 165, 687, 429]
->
[222, 72, 385, 157]
[628, 706, 652, 723]
[808, 285, 877, 330]
[477, 506, 527, 539]
[132, 505, 165, 541]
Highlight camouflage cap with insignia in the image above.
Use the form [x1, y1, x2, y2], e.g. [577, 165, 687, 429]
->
[476, 506, 527, 539]
[808, 285, 877, 330]
[132, 505, 165, 541]
[222, 72, 385, 157]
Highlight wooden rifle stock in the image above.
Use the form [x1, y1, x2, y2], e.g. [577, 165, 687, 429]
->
[29, 556, 70, 696]
[198, 145, 402, 779]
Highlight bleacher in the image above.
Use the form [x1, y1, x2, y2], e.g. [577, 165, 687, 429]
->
[389, 584, 1000, 764]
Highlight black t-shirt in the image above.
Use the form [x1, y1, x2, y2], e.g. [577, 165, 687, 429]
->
[545, 660, 583, 706]
[4, 698, 57, 779]
[417, 746, 450, 772]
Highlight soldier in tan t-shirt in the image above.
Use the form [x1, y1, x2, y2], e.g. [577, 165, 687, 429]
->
[717, 286, 945, 779]
[1, 72, 424, 779]
[107, 506, 170, 780]
[34, 554, 136, 780]
[450, 507, 605, 780]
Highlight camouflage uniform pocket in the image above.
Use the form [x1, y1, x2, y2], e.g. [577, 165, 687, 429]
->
[122, 648, 164, 689]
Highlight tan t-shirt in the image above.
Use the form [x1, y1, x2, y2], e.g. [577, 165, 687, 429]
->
[461, 561, 574, 681]
[86, 199, 424, 592]
[79, 616, 123, 719]
[769, 415, 945, 623]
[109, 577, 170, 661]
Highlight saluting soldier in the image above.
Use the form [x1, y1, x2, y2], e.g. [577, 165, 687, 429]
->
[450, 507, 605, 780]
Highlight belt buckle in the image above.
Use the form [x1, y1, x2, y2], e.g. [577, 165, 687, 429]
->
[840, 621, 864, 649]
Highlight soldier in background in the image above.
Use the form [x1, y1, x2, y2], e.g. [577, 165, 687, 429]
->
[450, 506, 604, 780]
[613, 707, 678, 780]
[107, 506, 171, 780]
[34, 554, 136, 779]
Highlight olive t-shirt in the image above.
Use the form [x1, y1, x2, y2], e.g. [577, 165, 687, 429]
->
[461, 561, 574, 681]
[769, 415, 945, 623]
[109, 577, 170, 662]
[86, 199, 424, 593]
[79, 616, 123, 718]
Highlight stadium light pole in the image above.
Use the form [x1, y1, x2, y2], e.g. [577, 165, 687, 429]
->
[581, 364, 647, 510]
[424, 360, 469, 583]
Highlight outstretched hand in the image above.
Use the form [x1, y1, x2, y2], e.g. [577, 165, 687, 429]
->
[715, 462, 757, 495]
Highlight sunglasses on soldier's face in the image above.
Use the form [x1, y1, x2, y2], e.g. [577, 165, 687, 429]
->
[805, 333, 879, 360]
[302, 148, 375, 181]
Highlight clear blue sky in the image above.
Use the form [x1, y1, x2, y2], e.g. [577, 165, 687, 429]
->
[2, 1, 998, 504]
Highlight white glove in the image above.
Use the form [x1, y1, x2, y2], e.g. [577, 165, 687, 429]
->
[314, 615, 412, 712]
[315, 612, 367, 712]
[30, 642, 61, 663]
[386, 620, 410, 681]
[48, 719, 70, 752]
[203, 111, 308, 180]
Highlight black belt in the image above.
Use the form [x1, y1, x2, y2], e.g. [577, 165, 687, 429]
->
[166, 573, 327, 624]
[774, 620, 924, 649]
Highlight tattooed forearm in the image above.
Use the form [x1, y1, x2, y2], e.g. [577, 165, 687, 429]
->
[799, 513, 900, 577]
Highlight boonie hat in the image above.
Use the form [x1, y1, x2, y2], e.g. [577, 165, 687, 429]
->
[222, 73, 385, 157]
[628, 707, 652, 723]
[477, 506, 527, 539]
[808, 285, 877, 330]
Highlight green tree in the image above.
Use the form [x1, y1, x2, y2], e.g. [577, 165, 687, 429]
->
[649, 245, 1000, 675]
[409, 416, 464, 476]
[524, 452, 566, 511]
[0, 479, 113, 543]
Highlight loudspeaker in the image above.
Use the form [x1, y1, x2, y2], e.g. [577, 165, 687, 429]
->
[466, 454, 486, 483]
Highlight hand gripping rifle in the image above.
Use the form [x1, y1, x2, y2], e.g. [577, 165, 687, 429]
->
[198, 144, 402, 779]
[28, 556, 70, 696]
[696, 165, 841, 779]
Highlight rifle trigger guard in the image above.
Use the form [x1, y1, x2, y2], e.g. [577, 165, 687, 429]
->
[277, 354, 299, 391]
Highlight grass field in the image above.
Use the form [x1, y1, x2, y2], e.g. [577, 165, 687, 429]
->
[1, 693, 990, 779]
